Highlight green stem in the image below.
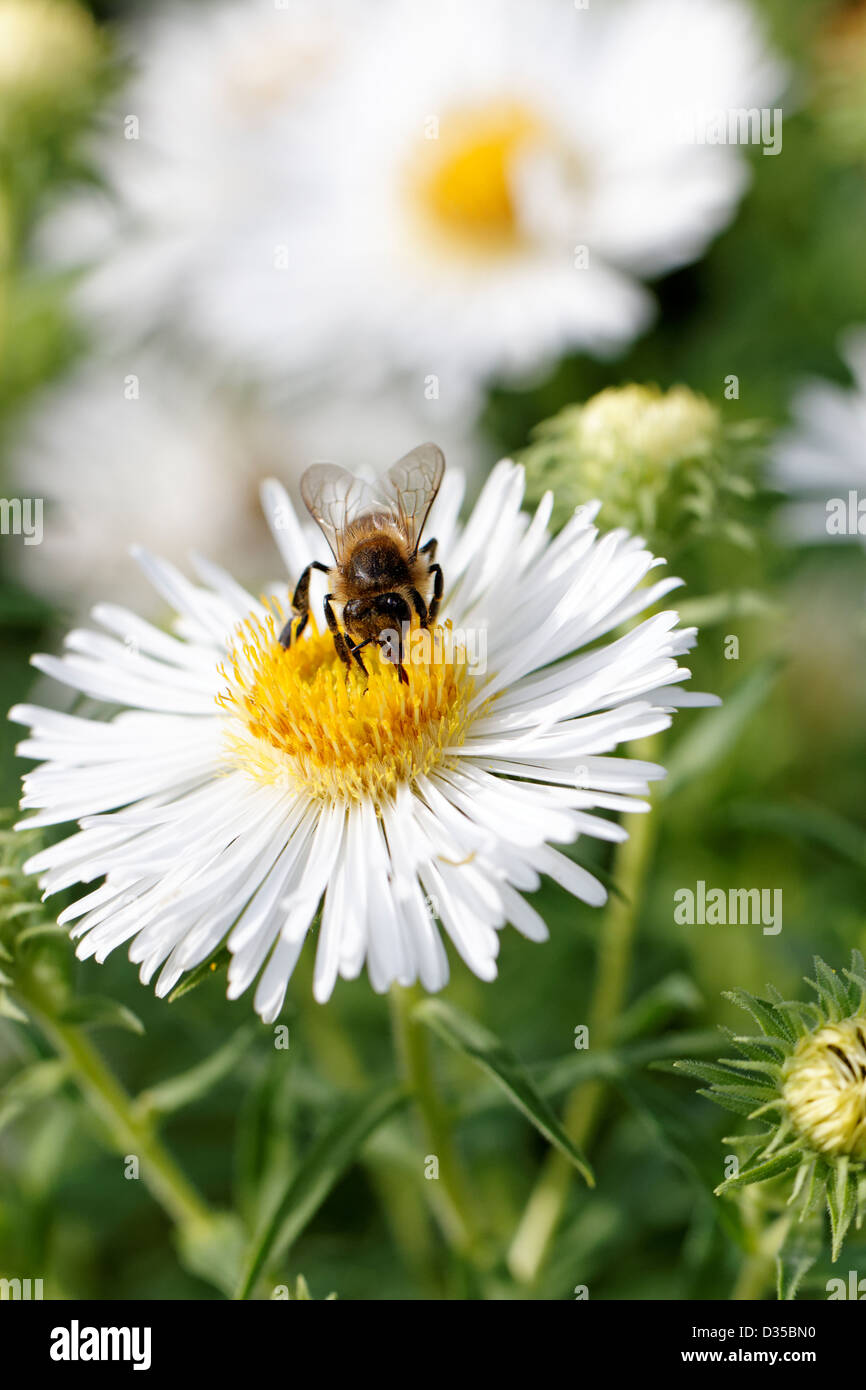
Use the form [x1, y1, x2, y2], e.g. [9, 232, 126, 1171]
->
[389, 984, 483, 1262]
[731, 1201, 791, 1301]
[507, 733, 662, 1286]
[26, 994, 213, 1233]
[300, 984, 438, 1287]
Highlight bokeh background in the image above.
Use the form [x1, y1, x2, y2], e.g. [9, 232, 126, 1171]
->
[1, 0, 865, 1300]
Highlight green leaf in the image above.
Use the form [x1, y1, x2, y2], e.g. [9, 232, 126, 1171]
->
[137, 1025, 256, 1118]
[810, 957, 850, 1020]
[720, 1028, 787, 1064]
[661, 658, 780, 799]
[167, 947, 231, 1002]
[614, 972, 703, 1043]
[715, 1147, 803, 1193]
[673, 1059, 755, 1087]
[827, 1158, 858, 1262]
[14, 921, 70, 946]
[844, 951, 866, 1011]
[0, 903, 45, 925]
[234, 1085, 408, 1300]
[799, 1162, 828, 1221]
[176, 1213, 247, 1298]
[614, 1073, 735, 1201]
[0, 1058, 69, 1133]
[0, 990, 29, 1023]
[59, 997, 145, 1035]
[776, 1224, 820, 1301]
[723, 989, 796, 1045]
[414, 998, 594, 1187]
[698, 1088, 766, 1118]
[465, 1029, 720, 1117]
[710, 1081, 779, 1104]
[717, 1055, 782, 1080]
[675, 590, 780, 629]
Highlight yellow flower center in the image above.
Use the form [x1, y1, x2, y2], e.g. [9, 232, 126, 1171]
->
[413, 101, 544, 256]
[782, 1018, 866, 1159]
[217, 609, 475, 805]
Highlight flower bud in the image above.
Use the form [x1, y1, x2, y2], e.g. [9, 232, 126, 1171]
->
[782, 1019, 866, 1160]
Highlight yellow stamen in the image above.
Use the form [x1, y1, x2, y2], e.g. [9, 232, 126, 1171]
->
[413, 101, 543, 255]
[217, 609, 475, 805]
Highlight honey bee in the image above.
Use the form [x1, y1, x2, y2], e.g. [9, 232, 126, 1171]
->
[279, 443, 445, 684]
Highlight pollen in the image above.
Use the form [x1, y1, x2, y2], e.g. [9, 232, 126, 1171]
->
[217, 608, 475, 805]
[413, 101, 544, 255]
[782, 1018, 866, 1160]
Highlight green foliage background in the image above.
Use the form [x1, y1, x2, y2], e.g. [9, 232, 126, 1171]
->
[1, 0, 865, 1300]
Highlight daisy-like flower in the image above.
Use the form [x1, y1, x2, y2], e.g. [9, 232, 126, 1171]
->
[286, 0, 785, 405]
[677, 953, 866, 1264]
[11, 459, 713, 1022]
[48, 0, 785, 409]
[771, 328, 866, 548]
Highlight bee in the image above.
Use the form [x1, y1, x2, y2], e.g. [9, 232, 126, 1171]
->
[279, 442, 445, 685]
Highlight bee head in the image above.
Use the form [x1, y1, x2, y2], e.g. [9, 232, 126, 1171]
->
[343, 592, 411, 646]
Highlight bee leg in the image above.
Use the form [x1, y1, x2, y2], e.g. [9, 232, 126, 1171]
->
[350, 647, 369, 680]
[420, 536, 438, 561]
[348, 638, 373, 679]
[408, 588, 428, 628]
[383, 631, 409, 684]
[323, 593, 353, 675]
[288, 611, 309, 645]
[279, 560, 330, 648]
[383, 595, 412, 683]
[427, 563, 444, 623]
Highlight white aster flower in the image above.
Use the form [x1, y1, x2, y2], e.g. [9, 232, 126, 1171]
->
[11, 460, 714, 1021]
[281, 0, 785, 405]
[771, 327, 866, 547]
[49, 0, 784, 410]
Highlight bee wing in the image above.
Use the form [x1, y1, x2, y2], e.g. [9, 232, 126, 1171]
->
[299, 463, 379, 562]
[382, 443, 445, 555]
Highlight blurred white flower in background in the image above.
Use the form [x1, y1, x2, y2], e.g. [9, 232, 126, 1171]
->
[771, 328, 866, 547]
[280, 0, 786, 409]
[43, 0, 358, 378]
[8, 353, 274, 613]
[8, 351, 479, 613]
[46, 0, 785, 415]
